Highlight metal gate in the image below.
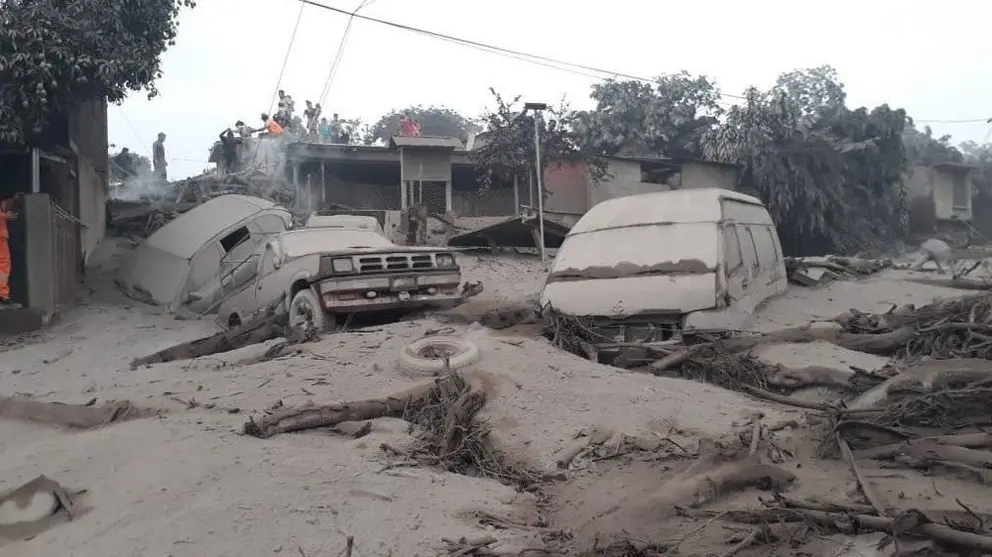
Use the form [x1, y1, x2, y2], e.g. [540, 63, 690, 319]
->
[51, 201, 80, 309]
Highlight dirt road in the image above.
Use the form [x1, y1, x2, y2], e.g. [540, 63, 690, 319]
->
[0, 240, 986, 557]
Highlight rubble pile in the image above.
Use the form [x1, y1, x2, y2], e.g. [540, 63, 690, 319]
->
[785, 255, 892, 286]
[108, 170, 296, 240]
[544, 288, 992, 555]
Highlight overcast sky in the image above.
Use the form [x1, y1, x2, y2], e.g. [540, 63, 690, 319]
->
[109, 0, 992, 180]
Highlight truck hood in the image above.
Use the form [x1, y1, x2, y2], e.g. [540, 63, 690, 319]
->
[540, 273, 718, 317]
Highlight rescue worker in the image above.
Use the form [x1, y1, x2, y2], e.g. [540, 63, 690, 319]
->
[0, 193, 24, 304]
[260, 113, 284, 136]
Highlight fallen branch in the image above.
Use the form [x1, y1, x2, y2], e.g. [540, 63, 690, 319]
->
[836, 432, 886, 515]
[243, 381, 438, 438]
[854, 433, 992, 460]
[131, 308, 289, 369]
[907, 277, 992, 291]
[0, 397, 145, 429]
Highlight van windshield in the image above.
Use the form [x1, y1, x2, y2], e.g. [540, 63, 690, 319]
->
[550, 223, 719, 280]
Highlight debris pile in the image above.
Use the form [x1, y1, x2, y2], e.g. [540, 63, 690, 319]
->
[108, 169, 296, 240]
[548, 290, 992, 555]
[785, 255, 892, 287]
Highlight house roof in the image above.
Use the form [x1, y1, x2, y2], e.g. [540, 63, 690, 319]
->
[389, 136, 463, 150]
[932, 162, 976, 173]
[604, 155, 738, 170]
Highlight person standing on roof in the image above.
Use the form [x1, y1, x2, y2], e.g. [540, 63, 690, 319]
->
[235, 120, 255, 139]
[318, 117, 331, 143]
[330, 113, 343, 143]
[219, 129, 239, 174]
[152, 132, 167, 181]
[0, 193, 24, 305]
[113, 147, 134, 179]
[303, 101, 318, 137]
[399, 112, 421, 137]
[261, 113, 284, 136]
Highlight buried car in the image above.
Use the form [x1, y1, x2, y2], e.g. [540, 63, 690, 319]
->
[217, 227, 463, 330]
[118, 195, 292, 314]
[540, 188, 787, 351]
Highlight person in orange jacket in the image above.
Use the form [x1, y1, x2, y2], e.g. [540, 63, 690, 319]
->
[0, 193, 24, 303]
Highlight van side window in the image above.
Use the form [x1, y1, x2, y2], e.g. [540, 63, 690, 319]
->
[765, 228, 781, 262]
[723, 226, 743, 271]
[220, 226, 251, 253]
[745, 227, 760, 271]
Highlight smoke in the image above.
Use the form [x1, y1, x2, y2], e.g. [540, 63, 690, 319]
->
[109, 168, 175, 202]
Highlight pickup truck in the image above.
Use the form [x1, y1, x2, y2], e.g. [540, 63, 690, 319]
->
[216, 227, 462, 330]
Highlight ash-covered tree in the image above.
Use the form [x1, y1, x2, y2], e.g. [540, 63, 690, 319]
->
[368, 105, 480, 145]
[572, 71, 724, 159]
[903, 124, 963, 165]
[0, 0, 194, 144]
[471, 89, 606, 189]
[706, 66, 910, 256]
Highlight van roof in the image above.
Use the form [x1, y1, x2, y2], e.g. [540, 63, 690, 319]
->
[144, 194, 278, 259]
[570, 188, 764, 235]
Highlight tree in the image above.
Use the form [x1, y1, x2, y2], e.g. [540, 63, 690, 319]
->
[471, 89, 605, 189]
[0, 0, 194, 144]
[903, 124, 963, 165]
[572, 71, 724, 159]
[368, 105, 480, 145]
[706, 67, 910, 256]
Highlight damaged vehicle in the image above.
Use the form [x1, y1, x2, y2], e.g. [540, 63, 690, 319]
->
[118, 195, 292, 314]
[541, 188, 787, 356]
[217, 227, 463, 330]
[304, 213, 385, 236]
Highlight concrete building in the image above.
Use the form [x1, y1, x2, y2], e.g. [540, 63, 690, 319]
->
[0, 99, 109, 331]
[904, 163, 974, 233]
[543, 156, 739, 215]
[281, 138, 522, 218]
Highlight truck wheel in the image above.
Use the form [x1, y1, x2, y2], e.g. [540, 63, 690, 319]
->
[398, 336, 480, 376]
[288, 288, 334, 332]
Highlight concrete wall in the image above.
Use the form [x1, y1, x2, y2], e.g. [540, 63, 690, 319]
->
[78, 155, 106, 262]
[543, 162, 588, 214]
[588, 159, 674, 207]
[681, 161, 737, 190]
[68, 99, 109, 264]
[904, 165, 972, 224]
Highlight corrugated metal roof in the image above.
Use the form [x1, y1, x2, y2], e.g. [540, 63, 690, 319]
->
[143, 195, 277, 259]
[389, 136, 463, 149]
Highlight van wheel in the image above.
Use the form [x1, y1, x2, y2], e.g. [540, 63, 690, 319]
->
[288, 289, 335, 332]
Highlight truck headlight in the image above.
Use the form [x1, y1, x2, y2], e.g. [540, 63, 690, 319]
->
[331, 258, 354, 273]
[436, 254, 455, 268]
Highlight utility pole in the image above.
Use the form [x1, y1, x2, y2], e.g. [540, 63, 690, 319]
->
[524, 102, 548, 267]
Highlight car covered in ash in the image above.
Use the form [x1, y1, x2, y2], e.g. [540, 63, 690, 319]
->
[217, 227, 463, 330]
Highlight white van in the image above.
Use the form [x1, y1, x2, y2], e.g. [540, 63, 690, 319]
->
[119, 195, 292, 314]
[540, 188, 787, 344]
[304, 213, 385, 237]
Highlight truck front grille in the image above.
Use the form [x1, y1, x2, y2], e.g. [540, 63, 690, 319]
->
[358, 254, 434, 273]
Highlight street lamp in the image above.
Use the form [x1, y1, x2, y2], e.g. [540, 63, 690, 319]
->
[523, 102, 548, 267]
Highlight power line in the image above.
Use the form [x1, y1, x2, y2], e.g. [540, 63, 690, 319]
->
[252, 2, 306, 166]
[268, 2, 307, 116]
[297, 0, 747, 99]
[298, 0, 992, 123]
[115, 105, 151, 155]
[914, 117, 991, 124]
[316, 0, 369, 107]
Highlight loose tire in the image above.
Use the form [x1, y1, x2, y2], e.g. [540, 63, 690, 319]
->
[288, 288, 334, 332]
[398, 336, 480, 376]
